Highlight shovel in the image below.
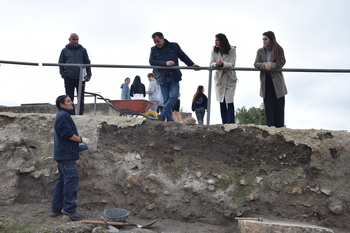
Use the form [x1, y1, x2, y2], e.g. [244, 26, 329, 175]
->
[100, 216, 119, 232]
[82, 218, 159, 228]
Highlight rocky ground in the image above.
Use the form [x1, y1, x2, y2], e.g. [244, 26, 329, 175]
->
[0, 112, 350, 232]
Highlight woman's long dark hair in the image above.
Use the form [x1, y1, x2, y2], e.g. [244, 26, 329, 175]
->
[262, 31, 284, 69]
[131, 75, 144, 93]
[213, 33, 231, 54]
[192, 85, 204, 102]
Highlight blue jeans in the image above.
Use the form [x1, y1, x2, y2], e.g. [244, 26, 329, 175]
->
[52, 160, 79, 213]
[195, 107, 206, 125]
[159, 77, 179, 122]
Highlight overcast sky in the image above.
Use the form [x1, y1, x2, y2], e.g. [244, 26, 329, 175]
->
[1, 0, 349, 131]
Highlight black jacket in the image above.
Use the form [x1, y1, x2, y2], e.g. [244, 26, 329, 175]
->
[192, 93, 208, 111]
[149, 39, 194, 85]
[59, 44, 92, 79]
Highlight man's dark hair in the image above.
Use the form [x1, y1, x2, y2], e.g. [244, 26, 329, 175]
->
[147, 73, 154, 78]
[152, 32, 164, 39]
[125, 77, 130, 82]
[56, 95, 68, 109]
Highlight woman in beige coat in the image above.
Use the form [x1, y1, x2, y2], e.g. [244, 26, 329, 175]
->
[254, 31, 287, 128]
[210, 33, 237, 124]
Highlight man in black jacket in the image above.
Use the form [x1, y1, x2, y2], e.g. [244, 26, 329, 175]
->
[59, 33, 92, 115]
[149, 32, 199, 121]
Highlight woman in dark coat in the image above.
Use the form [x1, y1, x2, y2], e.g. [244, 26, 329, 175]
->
[130, 75, 146, 99]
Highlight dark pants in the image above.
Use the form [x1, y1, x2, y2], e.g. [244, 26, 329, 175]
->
[264, 73, 285, 127]
[51, 160, 79, 213]
[64, 77, 85, 115]
[220, 98, 235, 124]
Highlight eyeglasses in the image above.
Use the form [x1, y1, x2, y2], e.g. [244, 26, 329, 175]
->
[262, 38, 268, 41]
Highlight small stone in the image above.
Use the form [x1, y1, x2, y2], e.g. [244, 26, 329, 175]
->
[240, 180, 247, 186]
[246, 193, 255, 201]
[135, 154, 141, 160]
[173, 146, 181, 151]
[163, 191, 170, 195]
[146, 174, 157, 181]
[320, 188, 332, 196]
[303, 203, 313, 208]
[146, 203, 155, 210]
[236, 211, 243, 217]
[98, 199, 108, 204]
[207, 179, 215, 184]
[19, 166, 35, 173]
[126, 174, 140, 183]
[33, 171, 42, 179]
[310, 188, 317, 193]
[196, 172, 202, 178]
[256, 176, 264, 184]
[292, 188, 303, 195]
[329, 205, 343, 215]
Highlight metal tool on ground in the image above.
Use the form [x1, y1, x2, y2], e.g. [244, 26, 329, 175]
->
[235, 217, 264, 221]
[100, 216, 119, 232]
[82, 218, 159, 228]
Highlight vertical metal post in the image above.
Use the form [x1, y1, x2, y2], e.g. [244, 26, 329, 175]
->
[76, 66, 83, 115]
[93, 94, 97, 116]
[206, 69, 213, 125]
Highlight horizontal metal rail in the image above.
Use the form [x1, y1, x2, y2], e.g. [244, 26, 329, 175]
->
[2, 60, 350, 124]
[42, 63, 350, 73]
[0, 60, 39, 66]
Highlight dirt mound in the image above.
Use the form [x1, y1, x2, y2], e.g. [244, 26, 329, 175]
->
[0, 112, 349, 232]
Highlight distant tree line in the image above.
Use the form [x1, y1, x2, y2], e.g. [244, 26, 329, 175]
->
[235, 103, 266, 125]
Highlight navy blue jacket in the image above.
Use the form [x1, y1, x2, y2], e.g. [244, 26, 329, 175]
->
[59, 44, 92, 79]
[54, 108, 80, 161]
[192, 93, 208, 111]
[149, 39, 194, 85]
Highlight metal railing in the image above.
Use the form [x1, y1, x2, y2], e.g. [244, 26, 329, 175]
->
[2, 60, 350, 125]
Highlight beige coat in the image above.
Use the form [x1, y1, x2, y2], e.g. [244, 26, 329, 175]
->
[210, 46, 237, 103]
[254, 48, 288, 99]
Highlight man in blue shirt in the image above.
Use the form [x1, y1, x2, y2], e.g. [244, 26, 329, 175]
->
[149, 32, 199, 121]
[50, 95, 84, 221]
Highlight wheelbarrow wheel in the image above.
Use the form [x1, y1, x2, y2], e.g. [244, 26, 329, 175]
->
[144, 111, 158, 119]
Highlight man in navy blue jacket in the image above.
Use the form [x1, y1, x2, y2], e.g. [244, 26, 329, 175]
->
[59, 33, 92, 115]
[149, 32, 199, 121]
[50, 95, 84, 221]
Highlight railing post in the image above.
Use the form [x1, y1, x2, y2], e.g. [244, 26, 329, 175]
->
[206, 69, 213, 125]
[76, 66, 83, 115]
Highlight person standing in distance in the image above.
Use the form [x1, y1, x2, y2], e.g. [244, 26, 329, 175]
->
[149, 32, 199, 122]
[146, 73, 162, 112]
[210, 33, 237, 124]
[254, 31, 287, 128]
[59, 33, 92, 115]
[192, 85, 208, 125]
[121, 77, 131, 100]
[50, 95, 85, 221]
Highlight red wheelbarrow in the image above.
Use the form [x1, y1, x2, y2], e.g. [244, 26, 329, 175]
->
[109, 99, 158, 118]
[85, 92, 158, 119]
